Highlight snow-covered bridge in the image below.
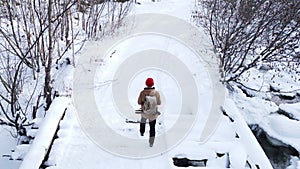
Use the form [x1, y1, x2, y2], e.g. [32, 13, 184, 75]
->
[19, 1, 273, 169]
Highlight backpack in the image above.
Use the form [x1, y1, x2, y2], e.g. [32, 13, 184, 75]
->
[142, 94, 157, 115]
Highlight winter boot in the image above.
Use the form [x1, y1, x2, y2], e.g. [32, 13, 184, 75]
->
[149, 137, 155, 147]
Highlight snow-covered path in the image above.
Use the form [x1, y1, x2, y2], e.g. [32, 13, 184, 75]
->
[47, 98, 273, 169]
[72, 6, 229, 150]
[44, 1, 272, 169]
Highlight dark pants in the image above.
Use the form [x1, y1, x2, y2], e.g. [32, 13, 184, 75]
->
[140, 117, 156, 138]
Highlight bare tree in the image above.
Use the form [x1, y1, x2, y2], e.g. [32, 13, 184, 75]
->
[193, 0, 300, 83]
[0, 0, 77, 137]
[80, 0, 132, 39]
[0, 0, 132, 137]
[6, 0, 82, 107]
[0, 52, 40, 138]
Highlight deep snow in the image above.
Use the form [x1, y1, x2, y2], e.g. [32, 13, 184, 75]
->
[0, 126, 22, 169]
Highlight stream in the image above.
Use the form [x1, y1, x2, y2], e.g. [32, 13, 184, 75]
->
[250, 124, 299, 169]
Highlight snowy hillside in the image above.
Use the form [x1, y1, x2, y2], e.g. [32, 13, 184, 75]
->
[1, 0, 300, 169]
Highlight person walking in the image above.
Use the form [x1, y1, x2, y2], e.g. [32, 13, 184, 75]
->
[137, 77, 161, 147]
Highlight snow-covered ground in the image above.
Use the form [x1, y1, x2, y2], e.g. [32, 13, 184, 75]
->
[232, 70, 300, 168]
[0, 126, 22, 169]
[1, 0, 300, 169]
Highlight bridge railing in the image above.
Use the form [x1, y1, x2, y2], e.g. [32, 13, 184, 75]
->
[19, 97, 70, 169]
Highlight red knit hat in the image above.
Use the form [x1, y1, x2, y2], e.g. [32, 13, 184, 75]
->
[145, 78, 154, 87]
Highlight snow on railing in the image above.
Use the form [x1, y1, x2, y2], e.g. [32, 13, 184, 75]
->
[223, 98, 273, 169]
[19, 97, 70, 169]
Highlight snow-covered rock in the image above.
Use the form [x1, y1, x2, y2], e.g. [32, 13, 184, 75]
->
[279, 102, 300, 120]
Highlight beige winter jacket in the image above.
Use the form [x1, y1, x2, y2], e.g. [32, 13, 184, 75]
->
[137, 87, 161, 121]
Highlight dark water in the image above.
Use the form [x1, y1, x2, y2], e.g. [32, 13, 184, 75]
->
[172, 157, 207, 167]
[250, 124, 299, 169]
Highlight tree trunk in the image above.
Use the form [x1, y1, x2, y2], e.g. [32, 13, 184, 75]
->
[45, 0, 53, 110]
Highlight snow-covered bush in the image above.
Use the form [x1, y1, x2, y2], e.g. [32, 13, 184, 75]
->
[0, 0, 132, 138]
[193, 0, 300, 84]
